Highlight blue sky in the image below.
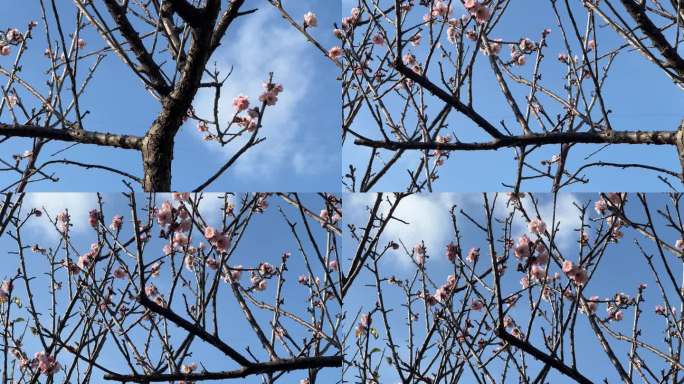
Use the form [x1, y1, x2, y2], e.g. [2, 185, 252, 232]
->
[0, 193, 341, 383]
[0, 1, 340, 192]
[344, 193, 682, 382]
[342, 0, 684, 191]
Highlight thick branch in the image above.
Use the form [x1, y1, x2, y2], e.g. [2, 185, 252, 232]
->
[620, 0, 684, 78]
[138, 295, 253, 367]
[354, 130, 678, 151]
[394, 61, 505, 139]
[103, 356, 342, 382]
[167, 0, 204, 27]
[497, 329, 592, 384]
[0, 123, 143, 150]
[103, 0, 171, 95]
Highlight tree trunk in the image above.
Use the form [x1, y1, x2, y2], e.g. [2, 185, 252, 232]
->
[141, 126, 174, 191]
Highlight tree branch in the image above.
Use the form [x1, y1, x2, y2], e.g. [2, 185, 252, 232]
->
[103, 355, 342, 382]
[0, 123, 144, 149]
[354, 130, 678, 151]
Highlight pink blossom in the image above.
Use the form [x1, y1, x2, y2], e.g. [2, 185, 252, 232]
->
[77, 38, 86, 49]
[470, 299, 484, 311]
[402, 53, 416, 66]
[562, 260, 574, 274]
[613, 310, 623, 321]
[530, 264, 546, 280]
[259, 91, 278, 106]
[6, 28, 21, 43]
[77, 252, 94, 271]
[260, 262, 275, 276]
[253, 277, 267, 291]
[466, 247, 479, 263]
[298, 275, 308, 285]
[215, 234, 230, 252]
[88, 209, 99, 228]
[144, 262, 158, 278]
[232, 95, 250, 112]
[431, 1, 451, 17]
[533, 244, 549, 265]
[109, 215, 123, 231]
[594, 198, 607, 214]
[113, 267, 126, 279]
[676, 239, 684, 251]
[184, 255, 195, 271]
[32, 352, 60, 376]
[528, 218, 547, 234]
[434, 286, 449, 303]
[328, 260, 339, 271]
[465, 1, 490, 24]
[585, 296, 599, 314]
[303, 12, 318, 28]
[163, 243, 173, 256]
[0, 45, 10, 56]
[173, 192, 190, 202]
[446, 242, 458, 262]
[371, 34, 384, 45]
[145, 283, 158, 297]
[587, 39, 596, 51]
[328, 46, 343, 60]
[172, 232, 188, 248]
[204, 226, 217, 240]
[655, 305, 666, 315]
[206, 258, 219, 270]
[516, 55, 526, 66]
[572, 268, 588, 286]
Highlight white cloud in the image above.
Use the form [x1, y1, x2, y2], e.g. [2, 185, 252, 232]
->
[346, 193, 463, 268]
[196, 193, 233, 225]
[504, 193, 584, 252]
[193, 8, 329, 179]
[24, 193, 98, 239]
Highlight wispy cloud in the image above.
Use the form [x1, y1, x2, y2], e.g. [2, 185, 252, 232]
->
[193, 7, 333, 179]
[24, 193, 98, 239]
[346, 193, 469, 268]
[500, 193, 584, 253]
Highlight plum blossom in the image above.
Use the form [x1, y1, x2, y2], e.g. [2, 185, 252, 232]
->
[355, 313, 371, 337]
[371, 34, 384, 45]
[232, 95, 250, 112]
[32, 352, 60, 376]
[109, 215, 123, 231]
[252, 277, 267, 291]
[0, 282, 9, 303]
[145, 283, 158, 297]
[464, 0, 490, 24]
[676, 239, 684, 251]
[470, 299, 484, 311]
[431, 1, 452, 17]
[528, 218, 546, 234]
[77, 38, 86, 49]
[303, 12, 317, 28]
[206, 258, 219, 270]
[259, 82, 284, 106]
[514, 235, 531, 259]
[113, 267, 126, 279]
[466, 247, 479, 263]
[328, 46, 343, 60]
[446, 242, 458, 262]
[414, 243, 426, 267]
